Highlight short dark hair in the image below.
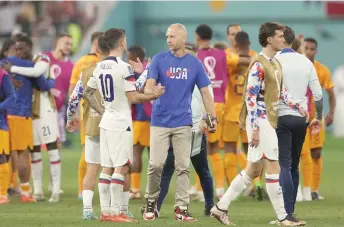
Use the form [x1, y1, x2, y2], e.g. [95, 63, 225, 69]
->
[16, 35, 33, 48]
[185, 42, 198, 53]
[91, 32, 104, 43]
[235, 31, 250, 46]
[283, 26, 295, 45]
[104, 28, 125, 49]
[213, 41, 227, 50]
[0, 38, 15, 60]
[97, 35, 110, 53]
[304, 37, 318, 47]
[258, 22, 284, 47]
[12, 33, 26, 42]
[226, 23, 240, 35]
[195, 24, 213, 40]
[56, 33, 72, 41]
[291, 38, 301, 52]
[127, 45, 145, 62]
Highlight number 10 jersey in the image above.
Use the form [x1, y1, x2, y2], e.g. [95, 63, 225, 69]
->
[87, 56, 137, 132]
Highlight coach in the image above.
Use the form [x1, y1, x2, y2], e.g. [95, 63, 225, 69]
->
[142, 23, 216, 221]
[276, 26, 323, 220]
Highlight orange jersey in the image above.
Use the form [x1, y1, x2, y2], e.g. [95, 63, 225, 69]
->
[224, 49, 256, 122]
[70, 53, 100, 85]
[310, 60, 334, 118]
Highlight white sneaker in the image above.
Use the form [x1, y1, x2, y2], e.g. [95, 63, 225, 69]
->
[210, 205, 233, 226]
[48, 193, 59, 203]
[302, 187, 312, 201]
[188, 186, 198, 196]
[34, 194, 45, 201]
[296, 186, 304, 202]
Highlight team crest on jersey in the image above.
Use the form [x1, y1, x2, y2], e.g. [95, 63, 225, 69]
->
[50, 64, 62, 79]
[166, 67, 188, 80]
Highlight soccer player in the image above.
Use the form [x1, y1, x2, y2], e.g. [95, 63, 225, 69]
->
[224, 31, 262, 198]
[44, 34, 74, 149]
[127, 45, 151, 200]
[66, 35, 109, 220]
[0, 38, 18, 196]
[142, 23, 215, 222]
[83, 28, 164, 223]
[195, 24, 227, 200]
[3, 50, 62, 202]
[4, 35, 56, 202]
[68, 32, 103, 200]
[0, 68, 16, 204]
[156, 42, 215, 217]
[211, 22, 307, 226]
[275, 26, 323, 224]
[304, 37, 336, 200]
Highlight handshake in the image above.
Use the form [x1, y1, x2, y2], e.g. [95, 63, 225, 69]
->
[149, 83, 165, 100]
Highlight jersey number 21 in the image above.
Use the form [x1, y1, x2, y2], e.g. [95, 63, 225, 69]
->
[99, 74, 114, 102]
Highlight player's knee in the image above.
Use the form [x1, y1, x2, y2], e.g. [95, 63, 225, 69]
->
[148, 160, 165, 173]
[46, 141, 58, 150]
[48, 148, 60, 162]
[224, 142, 237, 154]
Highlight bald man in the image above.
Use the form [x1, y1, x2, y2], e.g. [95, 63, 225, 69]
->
[142, 24, 216, 221]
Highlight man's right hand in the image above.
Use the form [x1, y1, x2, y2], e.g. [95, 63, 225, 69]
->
[308, 118, 322, 134]
[151, 83, 165, 99]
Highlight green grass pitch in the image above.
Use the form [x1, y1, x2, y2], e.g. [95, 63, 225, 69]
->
[0, 133, 343, 227]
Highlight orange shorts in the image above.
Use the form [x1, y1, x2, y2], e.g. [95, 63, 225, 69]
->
[8, 116, 33, 151]
[133, 121, 150, 147]
[80, 119, 85, 145]
[222, 121, 248, 144]
[207, 103, 224, 143]
[0, 129, 10, 155]
[309, 121, 325, 149]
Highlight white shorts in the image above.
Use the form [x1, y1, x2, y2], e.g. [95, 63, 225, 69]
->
[100, 128, 133, 168]
[57, 107, 66, 142]
[85, 135, 101, 164]
[246, 116, 278, 163]
[33, 110, 59, 146]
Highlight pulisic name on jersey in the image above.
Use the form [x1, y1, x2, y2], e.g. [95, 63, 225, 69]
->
[166, 67, 188, 80]
[100, 63, 113, 70]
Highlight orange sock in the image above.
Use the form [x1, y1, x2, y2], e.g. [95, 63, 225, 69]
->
[7, 160, 12, 187]
[301, 151, 313, 188]
[130, 172, 141, 192]
[237, 152, 247, 170]
[224, 153, 237, 186]
[20, 182, 31, 197]
[195, 173, 202, 191]
[78, 151, 87, 194]
[11, 171, 18, 189]
[312, 157, 322, 192]
[0, 163, 9, 196]
[210, 153, 225, 189]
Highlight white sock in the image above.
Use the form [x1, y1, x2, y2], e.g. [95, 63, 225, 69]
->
[217, 171, 252, 210]
[20, 182, 31, 197]
[82, 190, 94, 212]
[265, 174, 287, 221]
[303, 187, 312, 201]
[31, 152, 43, 195]
[120, 191, 130, 213]
[110, 173, 124, 216]
[48, 149, 61, 195]
[98, 173, 111, 214]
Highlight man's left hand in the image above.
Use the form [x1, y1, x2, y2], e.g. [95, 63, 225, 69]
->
[325, 112, 334, 126]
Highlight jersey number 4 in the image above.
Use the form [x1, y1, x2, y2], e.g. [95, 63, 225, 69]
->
[99, 74, 114, 102]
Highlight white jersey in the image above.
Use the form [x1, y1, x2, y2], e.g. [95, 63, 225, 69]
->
[87, 56, 136, 132]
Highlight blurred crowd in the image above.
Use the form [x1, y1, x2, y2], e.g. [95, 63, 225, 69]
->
[0, 1, 98, 55]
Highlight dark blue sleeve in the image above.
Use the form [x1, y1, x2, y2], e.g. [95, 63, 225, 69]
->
[0, 74, 16, 111]
[147, 54, 159, 80]
[195, 59, 211, 89]
[32, 76, 55, 91]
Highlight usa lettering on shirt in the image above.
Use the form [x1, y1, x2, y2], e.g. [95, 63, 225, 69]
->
[166, 67, 188, 80]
